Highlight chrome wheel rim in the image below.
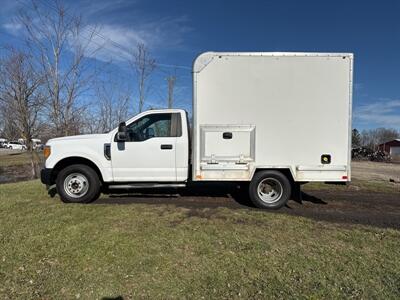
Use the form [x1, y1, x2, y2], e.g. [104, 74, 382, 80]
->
[63, 173, 89, 198]
[257, 178, 283, 203]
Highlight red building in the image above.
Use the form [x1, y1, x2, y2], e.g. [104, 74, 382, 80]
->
[378, 139, 400, 156]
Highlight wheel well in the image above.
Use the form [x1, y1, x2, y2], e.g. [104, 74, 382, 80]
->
[51, 157, 104, 185]
[253, 168, 295, 184]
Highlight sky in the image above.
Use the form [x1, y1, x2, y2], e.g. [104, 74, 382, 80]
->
[0, 0, 400, 131]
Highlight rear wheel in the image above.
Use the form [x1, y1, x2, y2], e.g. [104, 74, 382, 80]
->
[249, 170, 292, 209]
[56, 164, 101, 203]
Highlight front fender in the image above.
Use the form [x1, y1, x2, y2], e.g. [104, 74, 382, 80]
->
[46, 150, 113, 182]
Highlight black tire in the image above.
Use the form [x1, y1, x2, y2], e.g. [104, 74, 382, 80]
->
[56, 164, 101, 203]
[249, 170, 292, 209]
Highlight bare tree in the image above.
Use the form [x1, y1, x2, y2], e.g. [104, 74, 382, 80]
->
[19, 0, 101, 137]
[374, 128, 399, 144]
[0, 102, 18, 140]
[95, 78, 131, 132]
[0, 50, 45, 148]
[166, 75, 176, 108]
[352, 128, 361, 148]
[361, 128, 399, 149]
[131, 43, 156, 112]
[79, 109, 101, 134]
[0, 49, 45, 177]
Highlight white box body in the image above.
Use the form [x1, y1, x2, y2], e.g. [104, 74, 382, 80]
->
[192, 52, 353, 182]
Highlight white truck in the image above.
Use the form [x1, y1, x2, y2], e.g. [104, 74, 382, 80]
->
[41, 52, 353, 209]
[6, 141, 27, 150]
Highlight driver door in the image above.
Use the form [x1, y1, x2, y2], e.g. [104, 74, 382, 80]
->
[111, 112, 180, 182]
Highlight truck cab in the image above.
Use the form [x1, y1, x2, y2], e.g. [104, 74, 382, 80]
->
[110, 109, 189, 182]
[41, 109, 190, 203]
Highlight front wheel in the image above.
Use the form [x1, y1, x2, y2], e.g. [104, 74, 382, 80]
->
[56, 164, 101, 203]
[249, 170, 292, 209]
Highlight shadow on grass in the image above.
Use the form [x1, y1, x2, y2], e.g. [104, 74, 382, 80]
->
[95, 182, 326, 210]
[96, 182, 253, 209]
[301, 192, 327, 205]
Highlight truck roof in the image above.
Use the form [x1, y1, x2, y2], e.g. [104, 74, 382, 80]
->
[124, 108, 186, 125]
[193, 51, 354, 73]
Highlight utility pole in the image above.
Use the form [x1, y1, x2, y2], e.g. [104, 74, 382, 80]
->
[166, 75, 176, 108]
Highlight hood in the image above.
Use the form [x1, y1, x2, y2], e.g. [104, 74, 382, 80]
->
[47, 134, 109, 144]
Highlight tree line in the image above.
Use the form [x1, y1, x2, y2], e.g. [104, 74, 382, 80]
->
[0, 0, 175, 150]
[352, 128, 399, 150]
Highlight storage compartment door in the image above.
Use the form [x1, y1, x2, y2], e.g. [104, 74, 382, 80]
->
[200, 125, 255, 164]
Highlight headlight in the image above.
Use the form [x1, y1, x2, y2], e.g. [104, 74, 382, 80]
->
[44, 145, 51, 159]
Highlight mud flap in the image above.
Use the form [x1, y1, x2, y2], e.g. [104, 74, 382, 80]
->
[291, 183, 302, 204]
[47, 184, 57, 198]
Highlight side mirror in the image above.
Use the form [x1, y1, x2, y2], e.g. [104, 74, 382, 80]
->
[117, 122, 127, 141]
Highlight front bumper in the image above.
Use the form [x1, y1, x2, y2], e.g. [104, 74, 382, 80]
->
[40, 168, 53, 185]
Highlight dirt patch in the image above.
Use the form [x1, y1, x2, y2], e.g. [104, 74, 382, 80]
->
[352, 161, 400, 182]
[96, 184, 400, 230]
[0, 165, 34, 184]
[0, 150, 43, 183]
[281, 190, 400, 229]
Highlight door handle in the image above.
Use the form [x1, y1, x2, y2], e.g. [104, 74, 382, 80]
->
[160, 144, 173, 150]
[223, 132, 233, 139]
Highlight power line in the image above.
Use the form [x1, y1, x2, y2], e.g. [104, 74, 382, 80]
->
[16, 0, 134, 62]
[35, 0, 191, 71]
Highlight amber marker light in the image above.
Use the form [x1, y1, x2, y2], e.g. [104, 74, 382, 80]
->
[43, 146, 51, 159]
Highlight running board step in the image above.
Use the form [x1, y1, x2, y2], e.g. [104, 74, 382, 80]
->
[108, 183, 186, 189]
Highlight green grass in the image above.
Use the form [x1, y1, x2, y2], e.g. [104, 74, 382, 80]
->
[0, 151, 44, 167]
[0, 181, 399, 299]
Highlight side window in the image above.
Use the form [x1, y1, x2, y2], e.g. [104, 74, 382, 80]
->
[115, 112, 183, 142]
[124, 113, 182, 142]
